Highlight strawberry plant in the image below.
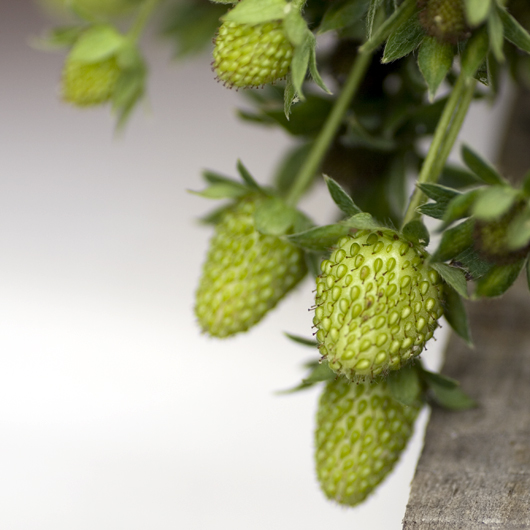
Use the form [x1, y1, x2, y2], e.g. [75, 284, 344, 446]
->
[37, 0, 530, 516]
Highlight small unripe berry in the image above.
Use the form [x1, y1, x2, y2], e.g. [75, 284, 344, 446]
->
[213, 20, 293, 88]
[195, 195, 307, 337]
[418, 0, 469, 43]
[62, 56, 120, 106]
[313, 230, 444, 382]
[315, 377, 420, 506]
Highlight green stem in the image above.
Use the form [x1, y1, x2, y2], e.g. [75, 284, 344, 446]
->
[285, 50, 372, 206]
[128, 0, 161, 42]
[401, 73, 477, 227]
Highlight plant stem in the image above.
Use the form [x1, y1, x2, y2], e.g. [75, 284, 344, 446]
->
[128, 0, 161, 42]
[285, 50, 372, 206]
[401, 73, 477, 227]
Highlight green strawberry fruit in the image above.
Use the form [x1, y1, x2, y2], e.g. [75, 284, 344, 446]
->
[195, 195, 307, 337]
[62, 56, 120, 106]
[212, 20, 293, 88]
[313, 230, 444, 382]
[315, 377, 420, 507]
[418, 0, 469, 43]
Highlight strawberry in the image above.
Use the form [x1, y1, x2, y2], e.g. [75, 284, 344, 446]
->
[212, 20, 293, 88]
[315, 377, 420, 506]
[312, 229, 444, 382]
[195, 194, 307, 337]
[62, 55, 120, 106]
[418, 0, 469, 43]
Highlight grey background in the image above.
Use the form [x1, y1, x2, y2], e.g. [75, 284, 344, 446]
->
[0, 2, 512, 528]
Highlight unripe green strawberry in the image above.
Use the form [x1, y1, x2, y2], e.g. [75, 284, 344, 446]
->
[315, 377, 420, 506]
[418, 0, 469, 43]
[313, 230, 444, 382]
[62, 56, 120, 106]
[213, 20, 293, 88]
[195, 195, 307, 337]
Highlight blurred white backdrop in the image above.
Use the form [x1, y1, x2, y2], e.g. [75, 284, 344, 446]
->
[0, 2, 513, 529]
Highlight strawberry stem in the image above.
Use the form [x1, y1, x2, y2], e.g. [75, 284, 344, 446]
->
[401, 72, 477, 228]
[285, 50, 372, 206]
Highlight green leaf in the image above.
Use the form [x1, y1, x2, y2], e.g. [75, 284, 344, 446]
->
[286, 224, 351, 252]
[402, 220, 430, 247]
[442, 189, 480, 228]
[418, 37, 454, 100]
[443, 284, 473, 346]
[430, 262, 469, 298]
[366, 0, 384, 39]
[202, 170, 239, 186]
[461, 144, 506, 185]
[253, 196, 298, 236]
[360, 0, 418, 55]
[111, 59, 146, 128]
[472, 186, 518, 221]
[236, 160, 262, 191]
[438, 163, 481, 189]
[421, 369, 460, 390]
[464, 0, 492, 27]
[324, 175, 363, 217]
[318, 0, 369, 34]
[388, 365, 421, 407]
[382, 14, 425, 63]
[498, 6, 530, 54]
[189, 182, 248, 199]
[290, 31, 312, 99]
[432, 218, 474, 263]
[284, 333, 318, 347]
[283, 8, 307, 46]
[223, 0, 287, 25]
[277, 360, 335, 393]
[429, 381, 476, 410]
[418, 183, 460, 203]
[341, 212, 380, 230]
[474, 259, 525, 298]
[487, 6, 505, 62]
[198, 204, 232, 225]
[40, 26, 85, 48]
[308, 35, 331, 94]
[452, 246, 494, 280]
[460, 28, 489, 78]
[69, 25, 126, 63]
[283, 74, 298, 118]
[506, 204, 530, 250]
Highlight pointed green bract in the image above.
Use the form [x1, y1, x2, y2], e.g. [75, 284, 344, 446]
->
[418, 0, 469, 43]
[313, 230, 444, 382]
[195, 194, 307, 337]
[315, 378, 420, 506]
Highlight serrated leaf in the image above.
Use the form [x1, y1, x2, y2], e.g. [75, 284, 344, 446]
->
[472, 186, 518, 220]
[429, 381, 476, 410]
[430, 262, 469, 298]
[418, 37, 454, 100]
[421, 369, 459, 390]
[443, 284, 473, 346]
[284, 333, 318, 347]
[223, 0, 287, 25]
[388, 365, 421, 407]
[236, 160, 262, 191]
[461, 144, 506, 185]
[382, 14, 425, 63]
[438, 163, 481, 189]
[402, 220, 430, 247]
[324, 175, 363, 217]
[487, 6, 505, 62]
[286, 224, 351, 252]
[464, 0, 492, 27]
[318, 0, 369, 34]
[498, 6, 530, 54]
[432, 218, 474, 263]
[69, 25, 125, 63]
[474, 259, 525, 298]
[253, 196, 298, 236]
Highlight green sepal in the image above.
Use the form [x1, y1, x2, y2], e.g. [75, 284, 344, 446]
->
[442, 284, 473, 346]
[253, 196, 299, 236]
[286, 224, 351, 252]
[290, 31, 312, 100]
[341, 212, 381, 231]
[284, 333, 318, 347]
[418, 183, 461, 220]
[402, 219, 430, 247]
[223, 0, 288, 25]
[189, 182, 249, 199]
[506, 204, 530, 250]
[461, 144, 507, 185]
[441, 189, 480, 229]
[308, 35, 331, 94]
[318, 0, 369, 34]
[464, 0, 492, 28]
[473, 259, 525, 298]
[487, 6, 505, 62]
[428, 381, 476, 410]
[498, 5, 530, 55]
[430, 262, 469, 298]
[382, 14, 425, 63]
[460, 28, 489, 78]
[472, 185, 518, 220]
[39, 26, 85, 48]
[420, 369, 459, 390]
[431, 218, 474, 263]
[452, 246, 494, 280]
[236, 160, 263, 192]
[438, 163, 481, 189]
[387, 364, 422, 407]
[283, 74, 298, 119]
[197, 204, 233, 225]
[366, 0, 384, 39]
[278, 360, 335, 393]
[324, 175, 363, 217]
[283, 7, 307, 46]
[418, 37, 455, 101]
[69, 25, 126, 64]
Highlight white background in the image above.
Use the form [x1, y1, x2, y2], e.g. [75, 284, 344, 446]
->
[0, 2, 512, 529]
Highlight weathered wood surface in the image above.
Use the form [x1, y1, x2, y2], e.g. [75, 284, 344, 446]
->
[403, 88, 530, 529]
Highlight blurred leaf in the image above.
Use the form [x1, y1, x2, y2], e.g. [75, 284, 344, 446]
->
[223, 0, 287, 25]
[430, 262, 469, 298]
[474, 259, 525, 298]
[421, 369, 460, 389]
[432, 218, 474, 263]
[254, 197, 298, 236]
[472, 186, 518, 220]
[461, 28, 489, 78]
[318, 0, 369, 34]
[388, 365, 421, 406]
[441, 189, 480, 228]
[286, 224, 351, 252]
[429, 381, 476, 410]
[69, 25, 125, 63]
[464, 0, 491, 27]
[506, 204, 530, 250]
[283, 7, 307, 46]
[499, 5, 530, 54]
[443, 284, 473, 345]
[402, 219, 430, 247]
[487, 6, 505, 62]
[236, 160, 262, 191]
[461, 144, 506, 185]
